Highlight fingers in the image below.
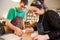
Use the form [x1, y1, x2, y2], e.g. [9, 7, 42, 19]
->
[34, 35, 49, 40]
[14, 29, 22, 37]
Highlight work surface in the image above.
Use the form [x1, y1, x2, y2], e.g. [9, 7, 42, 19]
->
[0, 31, 38, 40]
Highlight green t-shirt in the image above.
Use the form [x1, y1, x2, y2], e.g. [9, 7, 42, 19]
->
[7, 7, 25, 20]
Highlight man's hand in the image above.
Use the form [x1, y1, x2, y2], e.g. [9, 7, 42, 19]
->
[34, 34, 49, 40]
[15, 28, 22, 36]
[4, 18, 22, 36]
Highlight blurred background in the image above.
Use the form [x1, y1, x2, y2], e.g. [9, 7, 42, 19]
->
[0, 0, 60, 25]
[0, 0, 60, 18]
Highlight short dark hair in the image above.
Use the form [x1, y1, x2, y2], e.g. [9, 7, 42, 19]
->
[20, 0, 28, 5]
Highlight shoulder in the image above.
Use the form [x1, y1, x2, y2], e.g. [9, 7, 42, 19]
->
[46, 10, 57, 14]
[8, 7, 15, 12]
[46, 10, 59, 16]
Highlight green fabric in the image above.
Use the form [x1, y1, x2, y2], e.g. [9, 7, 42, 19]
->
[7, 7, 25, 20]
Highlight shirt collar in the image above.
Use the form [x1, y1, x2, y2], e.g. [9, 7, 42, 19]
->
[15, 7, 24, 13]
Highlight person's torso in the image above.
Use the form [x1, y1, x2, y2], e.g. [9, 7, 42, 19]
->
[38, 10, 60, 33]
[13, 7, 25, 19]
[7, 7, 25, 20]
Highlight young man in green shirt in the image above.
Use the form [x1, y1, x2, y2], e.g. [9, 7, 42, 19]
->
[5, 0, 28, 36]
[7, 6, 25, 20]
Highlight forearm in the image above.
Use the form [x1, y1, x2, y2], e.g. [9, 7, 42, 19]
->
[5, 19, 19, 31]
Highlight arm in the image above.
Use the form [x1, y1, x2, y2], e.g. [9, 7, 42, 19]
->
[7, 8, 19, 30]
[47, 10, 60, 39]
[47, 10, 60, 29]
[5, 19, 22, 36]
[5, 19, 20, 31]
[6, 8, 22, 36]
[34, 10, 60, 40]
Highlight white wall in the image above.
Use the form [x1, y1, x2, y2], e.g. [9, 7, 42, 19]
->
[45, 0, 60, 9]
[0, 0, 17, 18]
